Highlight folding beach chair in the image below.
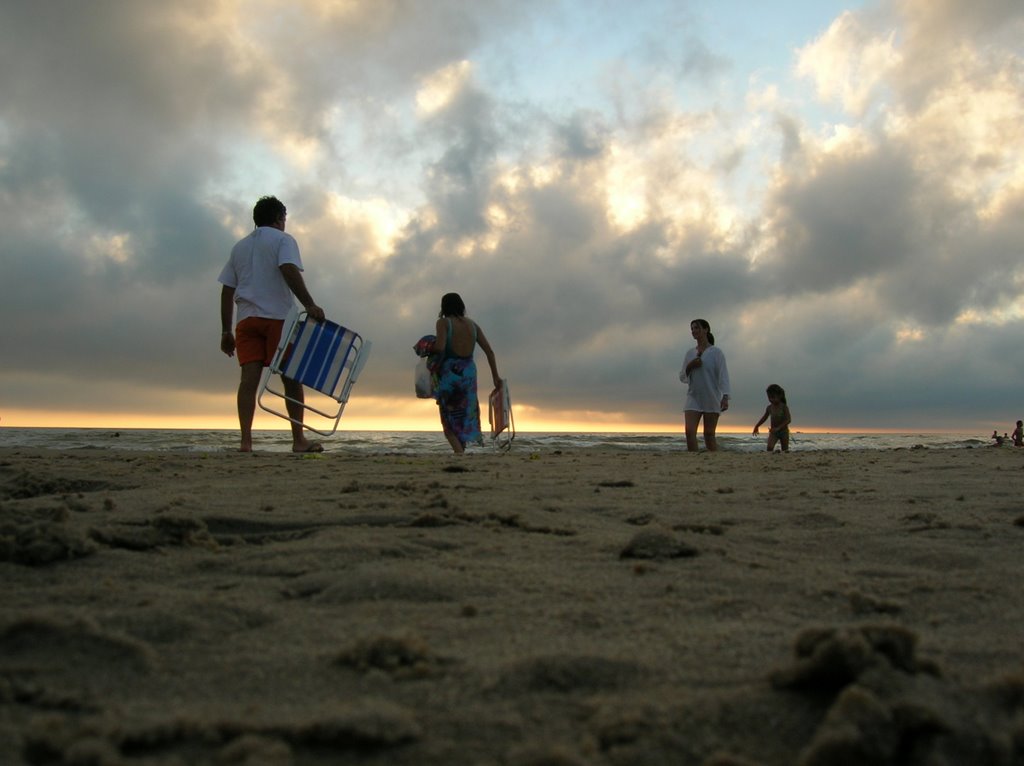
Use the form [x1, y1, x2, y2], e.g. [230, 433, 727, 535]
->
[488, 379, 515, 451]
[257, 308, 372, 437]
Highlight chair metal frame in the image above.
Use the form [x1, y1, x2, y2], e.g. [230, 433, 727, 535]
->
[488, 379, 515, 451]
[257, 308, 371, 437]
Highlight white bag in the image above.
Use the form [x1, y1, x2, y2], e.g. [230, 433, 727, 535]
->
[414, 358, 434, 398]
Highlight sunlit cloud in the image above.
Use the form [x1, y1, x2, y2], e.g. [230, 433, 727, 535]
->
[797, 12, 902, 115]
[308, 0, 363, 23]
[86, 233, 134, 266]
[525, 163, 558, 188]
[896, 63, 1024, 205]
[955, 300, 1024, 327]
[895, 326, 924, 342]
[325, 192, 412, 261]
[416, 60, 472, 116]
[605, 143, 649, 231]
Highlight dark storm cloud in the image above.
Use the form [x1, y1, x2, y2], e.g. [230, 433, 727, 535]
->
[679, 37, 732, 81]
[878, 185, 1024, 326]
[421, 86, 502, 238]
[555, 112, 610, 160]
[761, 142, 920, 294]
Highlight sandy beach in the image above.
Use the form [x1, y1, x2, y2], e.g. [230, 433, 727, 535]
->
[1, 445, 1022, 765]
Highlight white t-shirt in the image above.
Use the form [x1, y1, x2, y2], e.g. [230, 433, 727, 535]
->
[680, 345, 731, 413]
[218, 227, 304, 322]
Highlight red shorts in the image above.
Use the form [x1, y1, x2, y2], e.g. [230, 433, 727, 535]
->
[235, 317, 285, 366]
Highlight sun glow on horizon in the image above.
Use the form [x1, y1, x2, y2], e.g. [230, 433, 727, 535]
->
[0, 407, 982, 436]
[0, 407, 682, 434]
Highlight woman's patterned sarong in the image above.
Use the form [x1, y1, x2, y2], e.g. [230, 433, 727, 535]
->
[436, 356, 483, 448]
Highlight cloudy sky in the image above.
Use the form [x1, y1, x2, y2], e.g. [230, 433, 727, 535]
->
[2, 0, 1022, 435]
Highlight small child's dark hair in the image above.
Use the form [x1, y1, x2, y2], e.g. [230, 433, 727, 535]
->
[766, 384, 787, 403]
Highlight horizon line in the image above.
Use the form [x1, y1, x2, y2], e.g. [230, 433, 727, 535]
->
[0, 424, 985, 436]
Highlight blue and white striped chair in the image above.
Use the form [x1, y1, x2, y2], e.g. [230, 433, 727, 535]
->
[258, 308, 372, 437]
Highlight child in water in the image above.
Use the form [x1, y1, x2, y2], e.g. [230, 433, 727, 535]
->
[753, 384, 792, 452]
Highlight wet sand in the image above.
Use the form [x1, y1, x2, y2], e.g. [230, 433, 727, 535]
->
[1, 445, 1023, 765]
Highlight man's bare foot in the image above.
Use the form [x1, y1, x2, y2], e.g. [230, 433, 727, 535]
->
[292, 440, 324, 453]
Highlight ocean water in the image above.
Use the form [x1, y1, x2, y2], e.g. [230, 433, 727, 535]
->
[0, 427, 989, 454]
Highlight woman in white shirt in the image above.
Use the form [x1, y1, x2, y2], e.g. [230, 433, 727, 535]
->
[679, 319, 731, 451]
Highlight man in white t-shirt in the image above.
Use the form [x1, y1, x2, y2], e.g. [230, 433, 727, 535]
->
[218, 196, 326, 452]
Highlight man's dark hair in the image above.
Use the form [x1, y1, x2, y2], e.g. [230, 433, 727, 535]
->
[253, 196, 286, 227]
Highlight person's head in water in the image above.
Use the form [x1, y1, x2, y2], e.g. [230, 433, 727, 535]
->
[440, 293, 466, 318]
[690, 318, 715, 346]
